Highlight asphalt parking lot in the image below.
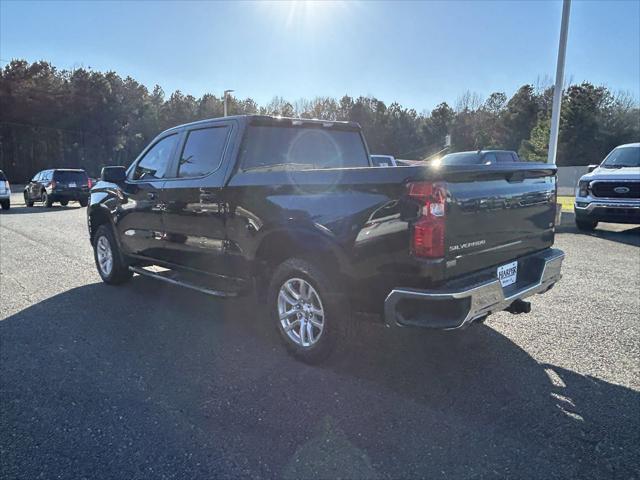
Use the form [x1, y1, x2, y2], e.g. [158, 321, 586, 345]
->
[1, 192, 639, 480]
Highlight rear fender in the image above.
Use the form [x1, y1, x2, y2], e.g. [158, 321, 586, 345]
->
[253, 226, 352, 278]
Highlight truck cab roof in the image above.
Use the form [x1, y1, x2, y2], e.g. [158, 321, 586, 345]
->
[162, 115, 361, 136]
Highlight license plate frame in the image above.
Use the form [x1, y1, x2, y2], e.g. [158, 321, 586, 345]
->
[497, 261, 518, 288]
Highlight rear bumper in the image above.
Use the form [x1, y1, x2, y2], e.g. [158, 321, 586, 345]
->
[384, 248, 564, 329]
[50, 191, 89, 201]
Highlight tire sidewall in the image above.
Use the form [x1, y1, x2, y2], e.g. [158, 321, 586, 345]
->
[268, 259, 342, 363]
[93, 226, 116, 283]
[93, 225, 131, 284]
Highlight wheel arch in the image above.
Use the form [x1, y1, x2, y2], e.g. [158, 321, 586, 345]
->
[88, 204, 117, 244]
[253, 227, 352, 296]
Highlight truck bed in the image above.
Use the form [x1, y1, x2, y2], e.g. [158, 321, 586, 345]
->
[226, 162, 557, 310]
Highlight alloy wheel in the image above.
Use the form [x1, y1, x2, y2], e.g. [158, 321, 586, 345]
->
[277, 278, 325, 347]
[96, 235, 114, 276]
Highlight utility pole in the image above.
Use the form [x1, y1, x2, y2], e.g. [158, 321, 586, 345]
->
[223, 89, 234, 117]
[547, 0, 571, 164]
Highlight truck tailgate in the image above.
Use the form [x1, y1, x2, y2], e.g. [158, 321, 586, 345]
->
[443, 166, 556, 280]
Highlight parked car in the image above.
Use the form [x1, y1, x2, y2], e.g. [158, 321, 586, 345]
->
[24, 169, 91, 207]
[0, 169, 11, 210]
[370, 154, 398, 167]
[574, 143, 640, 231]
[440, 150, 521, 165]
[87, 115, 564, 363]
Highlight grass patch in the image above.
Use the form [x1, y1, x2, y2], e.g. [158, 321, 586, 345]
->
[557, 195, 575, 212]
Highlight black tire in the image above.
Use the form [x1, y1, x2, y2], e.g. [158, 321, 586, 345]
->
[0, 200, 9, 210]
[575, 218, 597, 231]
[93, 224, 132, 285]
[24, 192, 33, 207]
[79, 198, 88, 207]
[267, 258, 347, 363]
[60, 200, 69, 206]
[42, 191, 52, 208]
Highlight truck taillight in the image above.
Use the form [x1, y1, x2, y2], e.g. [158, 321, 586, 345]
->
[407, 181, 446, 258]
[87, 178, 93, 188]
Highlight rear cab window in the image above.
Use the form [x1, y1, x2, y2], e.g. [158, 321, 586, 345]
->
[240, 122, 370, 171]
[53, 170, 89, 184]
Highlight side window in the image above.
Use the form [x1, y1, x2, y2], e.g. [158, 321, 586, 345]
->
[32, 173, 40, 182]
[178, 126, 230, 178]
[496, 152, 514, 163]
[132, 134, 179, 181]
[483, 153, 497, 164]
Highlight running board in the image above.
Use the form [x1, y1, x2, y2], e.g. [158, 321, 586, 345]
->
[129, 266, 238, 297]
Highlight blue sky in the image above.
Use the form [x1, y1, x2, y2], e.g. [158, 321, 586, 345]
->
[1, 0, 638, 111]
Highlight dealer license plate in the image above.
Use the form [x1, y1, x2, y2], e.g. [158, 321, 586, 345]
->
[69, 182, 77, 188]
[497, 261, 518, 288]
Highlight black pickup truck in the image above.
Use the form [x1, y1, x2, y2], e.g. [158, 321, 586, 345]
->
[88, 115, 564, 362]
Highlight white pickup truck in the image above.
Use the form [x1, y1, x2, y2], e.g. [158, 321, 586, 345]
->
[574, 143, 640, 230]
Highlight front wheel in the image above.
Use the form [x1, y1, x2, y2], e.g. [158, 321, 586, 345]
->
[79, 198, 88, 207]
[268, 258, 345, 363]
[93, 225, 132, 285]
[60, 200, 69, 206]
[0, 200, 9, 210]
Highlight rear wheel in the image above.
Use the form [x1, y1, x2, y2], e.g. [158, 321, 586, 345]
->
[268, 258, 346, 363]
[24, 192, 33, 207]
[575, 217, 597, 231]
[0, 200, 9, 210]
[93, 224, 132, 285]
[79, 198, 88, 207]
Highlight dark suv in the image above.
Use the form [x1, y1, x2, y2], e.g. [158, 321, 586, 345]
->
[24, 169, 91, 207]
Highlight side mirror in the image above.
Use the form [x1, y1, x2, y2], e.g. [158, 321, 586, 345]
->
[587, 164, 598, 173]
[101, 166, 127, 183]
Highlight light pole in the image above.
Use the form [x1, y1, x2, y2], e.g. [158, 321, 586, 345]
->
[547, 0, 571, 164]
[223, 89, 234, 117]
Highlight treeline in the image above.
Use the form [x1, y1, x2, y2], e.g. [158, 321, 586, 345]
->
[1, 59, 638, 182]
